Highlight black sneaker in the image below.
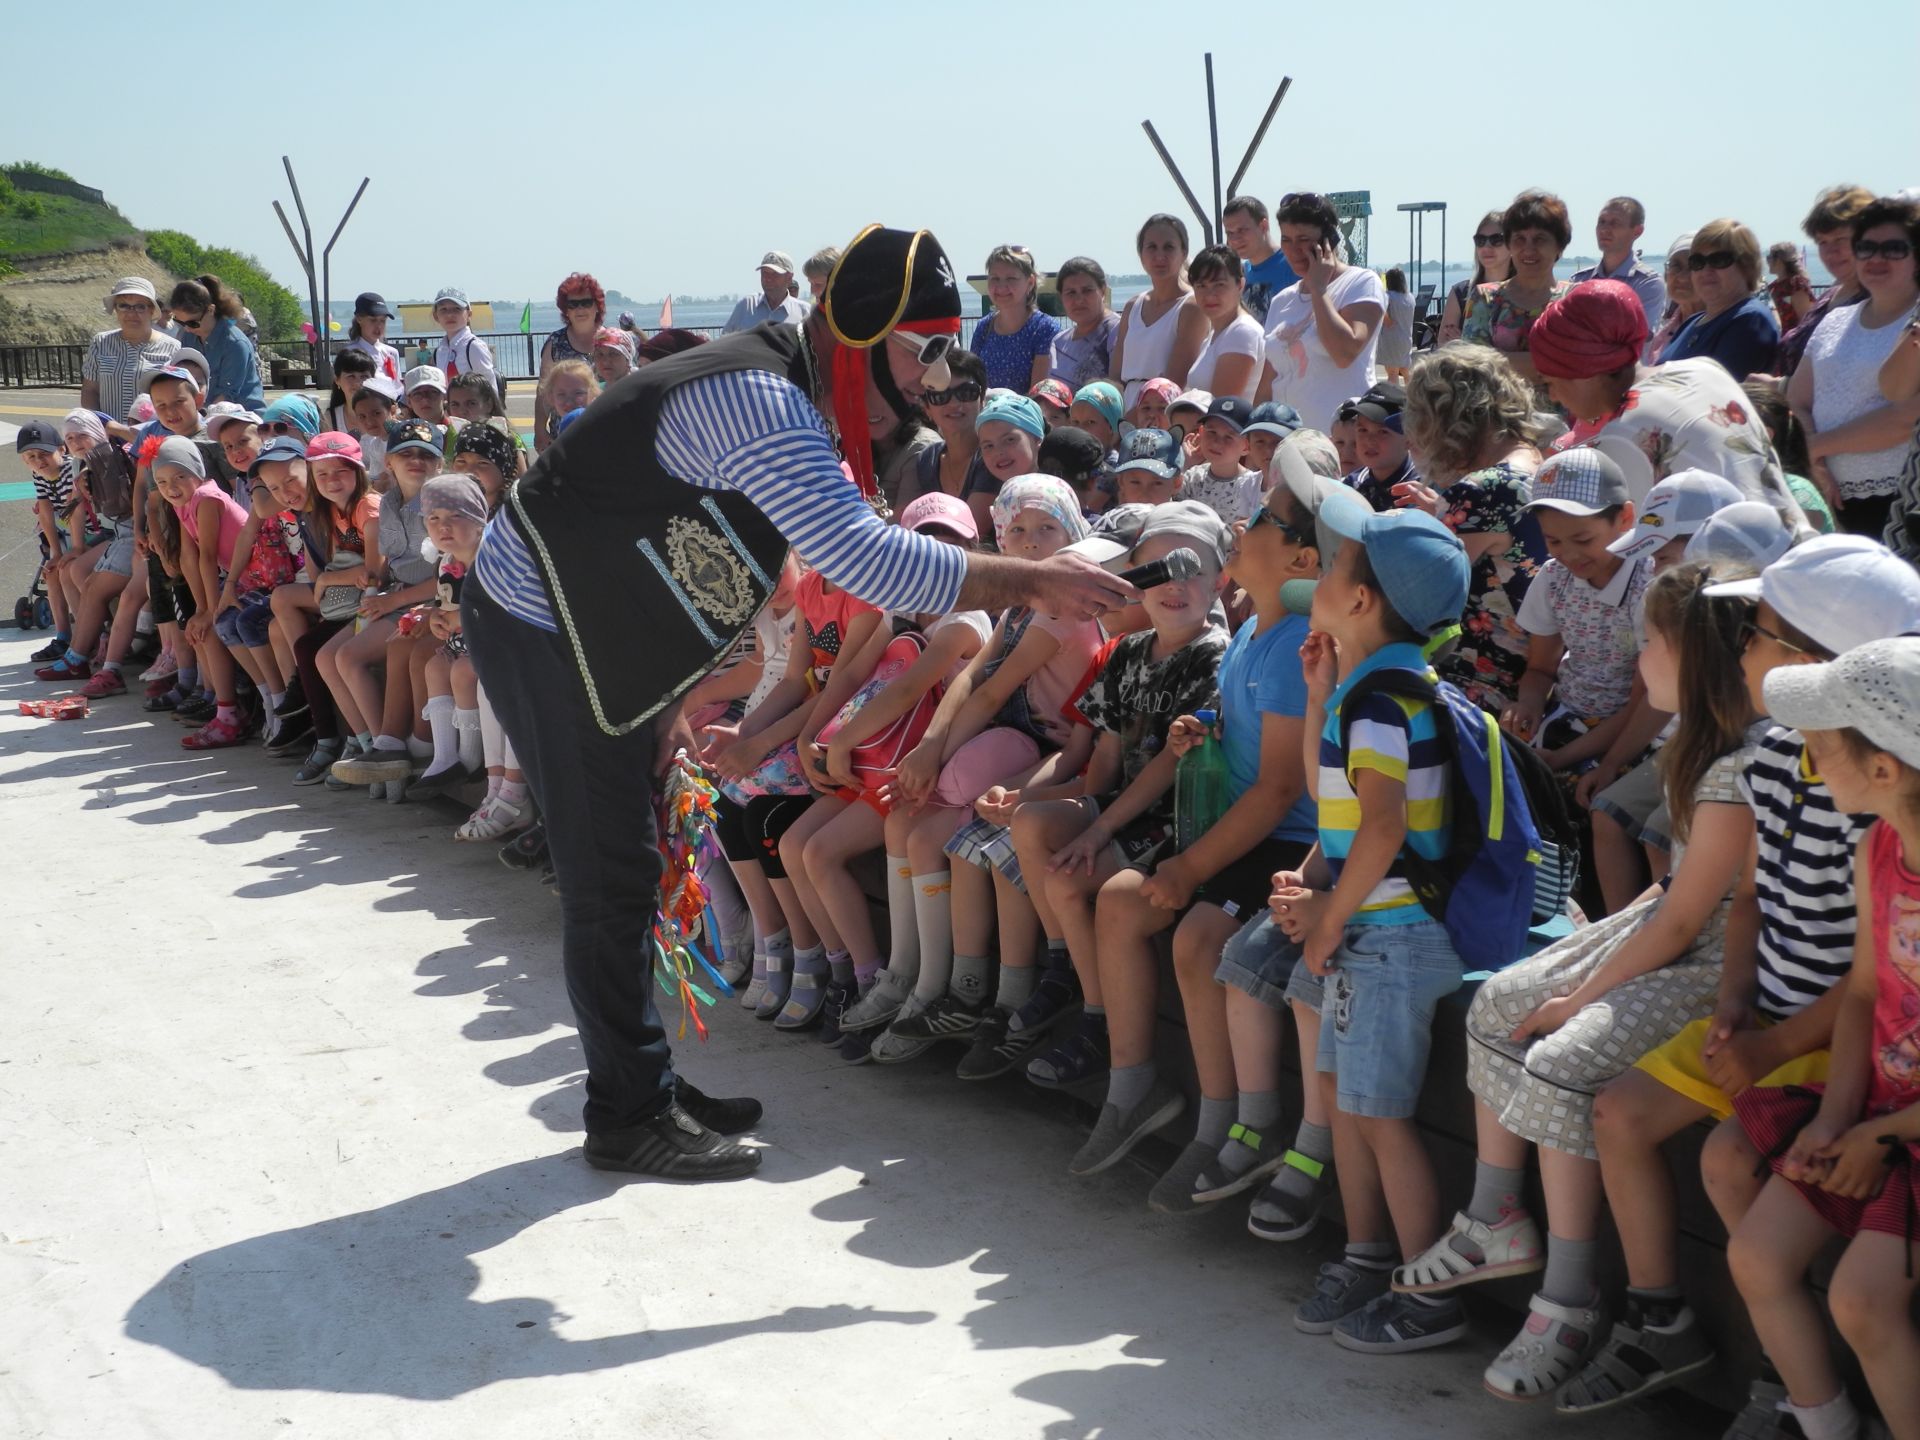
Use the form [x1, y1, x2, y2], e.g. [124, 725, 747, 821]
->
[500, 818, 549, 871]
[816, 980, 856, 1046]
[30, 637, 68, 662]
[1009, 972, 1080, 1041]
[405, 761, 473, 799]
[887, 992, 984, 1042]
[265, 722, 316, 758]
[273, 682, 308, 718]
[957, 1006, 1073, 1081]
[672, 1075, 762, 1134]
[582, 1102, 761, 1181]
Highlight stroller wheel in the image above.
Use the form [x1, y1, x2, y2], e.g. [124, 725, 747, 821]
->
[13, 597, 33, 630]
[34, 598, 53, 630]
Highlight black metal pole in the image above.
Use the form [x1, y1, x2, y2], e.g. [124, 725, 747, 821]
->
[1140, 121, 1215, 246]
[1227, 76, 1291, 200]
[282, 158, 328, 384]
[1204, 54, 1223, 239]
[319, 176, 370, 389]
[271, 198, 319, 382]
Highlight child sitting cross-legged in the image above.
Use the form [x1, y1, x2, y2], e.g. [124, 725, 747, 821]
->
[1266, 491, 1479, 1353]
[1068, 458, 1325, 1206]
[1010, 501, 1232, 1093]
[1559, 536, 1920, 1423]
[1391, 561, 1763, 1399]
[1726, 638, 1920, 1440]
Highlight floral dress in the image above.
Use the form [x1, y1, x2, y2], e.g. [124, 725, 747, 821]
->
[1461, 280, 1573, 357]
[1435, 460, 1541, 712]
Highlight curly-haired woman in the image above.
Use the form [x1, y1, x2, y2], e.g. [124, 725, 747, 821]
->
[536, 272, 606, 451]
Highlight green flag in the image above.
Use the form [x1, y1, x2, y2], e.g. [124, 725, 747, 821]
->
[518, 301, 532, 334]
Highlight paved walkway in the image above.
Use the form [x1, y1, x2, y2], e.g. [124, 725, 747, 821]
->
[0, 631, 1708, 1439]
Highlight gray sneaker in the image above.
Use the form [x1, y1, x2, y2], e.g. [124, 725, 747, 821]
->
[1146, 1139, 1218, 1214]
[1720, 1378, 1789, 1440]
[1295, 1259, 1391, 1335]
[1333, 1290, 1468, 1355]
[1068, 1078, 1185, 1177]
[869, 996, 935, 1065]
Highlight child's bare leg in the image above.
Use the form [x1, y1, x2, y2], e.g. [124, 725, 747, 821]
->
[1828, 1231, 1920, 1440]
[1728, 1180, 1847, 1418]
[1700, 1117, 1769, 1235]
[803, 802, 888, 980]
[1592, 1071, 1711, 1289]
[1095, 867, 1177, 1069]
[316, 627, 366, 735]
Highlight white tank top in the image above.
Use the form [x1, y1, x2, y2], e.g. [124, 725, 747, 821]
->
[1117, 292, 1188, 409]
[1808, 300, 1917, 498]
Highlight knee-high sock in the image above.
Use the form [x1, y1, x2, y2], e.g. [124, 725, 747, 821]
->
[884, 855, 921, 984]
[910, 870, 953, 1005]
[422, 695, 458, 771]
[453, 706, 483, 770]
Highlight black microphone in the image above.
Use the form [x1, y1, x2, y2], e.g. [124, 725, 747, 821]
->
[1115, 547, 1203, 591]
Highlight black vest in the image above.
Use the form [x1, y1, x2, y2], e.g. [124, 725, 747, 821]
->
[506, 325, 803, 735]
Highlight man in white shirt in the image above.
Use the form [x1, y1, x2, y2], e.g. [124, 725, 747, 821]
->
[722, 251, 811, 333]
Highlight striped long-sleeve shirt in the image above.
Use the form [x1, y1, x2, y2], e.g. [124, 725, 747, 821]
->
[473, 367, 968, 631]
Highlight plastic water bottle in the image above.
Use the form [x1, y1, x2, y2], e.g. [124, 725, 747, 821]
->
[1174, 708, 1231, 852]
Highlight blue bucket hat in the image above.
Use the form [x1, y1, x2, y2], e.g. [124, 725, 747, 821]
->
[1318, 487, 1469, 637]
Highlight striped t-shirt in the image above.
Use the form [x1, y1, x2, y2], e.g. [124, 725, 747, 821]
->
[1318, 644, 1451, 927]
[473, 367, 967, 631]
[1740, 723, 1870, 1019]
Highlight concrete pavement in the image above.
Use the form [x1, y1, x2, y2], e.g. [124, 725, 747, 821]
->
[0, 629, 1711, 1440]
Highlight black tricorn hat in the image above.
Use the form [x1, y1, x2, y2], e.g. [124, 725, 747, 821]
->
[823, 225, 963, 349]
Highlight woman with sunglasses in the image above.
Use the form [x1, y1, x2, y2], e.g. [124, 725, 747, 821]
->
[1661, 218, 1779, 383]
[535, 273, 607, 453]
[895, 349, 992, 517]
[1792, 195, 1920, 547]
[1642, 234, 1703, 365]
[1461, 191, 1573, 390]
[1437, 212, 1512, 347]
[168, 274, 265, 411]
[82, 278, 182, 423]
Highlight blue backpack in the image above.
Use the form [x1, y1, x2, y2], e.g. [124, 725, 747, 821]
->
[1338, 668, 1578, 971]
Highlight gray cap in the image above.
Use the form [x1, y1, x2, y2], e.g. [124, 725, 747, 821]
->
[759, 250, 797, 275]
[1684, 501, 1794, 571]
[1136, 500, 1232, 569]
[154, 435, 206, 479]
[433, 286, 469, 308]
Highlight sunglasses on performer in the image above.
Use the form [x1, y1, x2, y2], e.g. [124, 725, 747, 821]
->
[1687, 251, 1739, 272]
[887, 330, 958, 368]
[920, 381, 983, 407]
[1853, 238, 1915, 261]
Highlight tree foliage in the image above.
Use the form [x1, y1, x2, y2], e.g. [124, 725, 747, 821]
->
[145, 229, 304, 339]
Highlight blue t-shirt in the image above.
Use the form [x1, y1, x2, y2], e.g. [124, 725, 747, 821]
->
[1244, 251, 1301, 320]
[970, 310, 1064, 393]
[1218, 613, 1319, 844]
[1663, 295, 1780, 383]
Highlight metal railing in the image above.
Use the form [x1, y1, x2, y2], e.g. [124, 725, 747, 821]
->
[0, 342, 88, 388]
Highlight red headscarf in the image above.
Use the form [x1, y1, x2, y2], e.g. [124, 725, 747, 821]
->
[1528, 280, 1649, 380]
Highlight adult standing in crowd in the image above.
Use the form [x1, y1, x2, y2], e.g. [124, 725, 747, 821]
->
[1223, 194, 1298, 319]
[537, 273, 607, 452]
[343, 293, 403, 387]
[1461, 190, 1574, 388]
[1257, 191, 1385, 430]
[802, 248, 840, 304]
[969, 245, 1062, 393]
[1048, 257, 1121, 392]
[1110, 213, 1209, 410]
[1378, 268, 1413, 384]
[167, 275, 265, 410]
[1571, 196, 1667, 326]
[722, 251, 810, 333]
[81, 278, 180, 422]
[1662, 218, 1780, 382]
[1438, 211, 1512, 346]
[1643, 234, 1701, 364]
[1183, 244, 1266, 404]
[1776, 184, 1876, 379]
[466, 226, 1132, 1181]
[1789, 196, 1920, 541]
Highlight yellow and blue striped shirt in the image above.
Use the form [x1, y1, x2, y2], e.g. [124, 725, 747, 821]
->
[1318, 644, 1451, 926]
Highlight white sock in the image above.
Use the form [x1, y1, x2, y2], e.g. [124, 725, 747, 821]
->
[477, 685, 505, 771]
[454, 707, 482, 769]
[485, 773, 502, 801]
[268, 690, 286, 710]
[406, 734, 433, 762]
[910, 870, 953, 1005]
[498, 778, 528, 807]
[423, 695, 458, 772]
[884, 855, 921, 985]
[703, 857, 751, 962]
[1786, 1393, 1861, 1440]
[373, 734, 407, 753]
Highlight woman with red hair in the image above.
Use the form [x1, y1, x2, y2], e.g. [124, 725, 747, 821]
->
[537, 272, 607, 451]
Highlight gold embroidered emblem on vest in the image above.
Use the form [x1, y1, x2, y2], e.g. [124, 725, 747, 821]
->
[664, 516, 755, 625]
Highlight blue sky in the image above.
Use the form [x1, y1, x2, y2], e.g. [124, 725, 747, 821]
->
[11, 0, 1918, 308]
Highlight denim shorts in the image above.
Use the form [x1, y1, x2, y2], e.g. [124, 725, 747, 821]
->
[1315, 918, 1464, 1120]
[1592, 751, 1672, 853]
[96, 520, 137, 577]
[213, 592, 276, 649]
[1216, 912, 1306, 1010]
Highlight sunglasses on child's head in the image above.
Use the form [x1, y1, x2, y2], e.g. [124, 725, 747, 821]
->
[920, 381, 983, 407]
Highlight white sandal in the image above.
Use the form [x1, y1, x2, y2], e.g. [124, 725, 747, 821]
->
[1393, 1209, 1544, 1294]
[1485, 1291, 1607, 1401]
[456, 796, 527, 842]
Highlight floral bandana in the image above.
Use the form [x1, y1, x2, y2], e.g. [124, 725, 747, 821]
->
[989, 474, 1089, 551]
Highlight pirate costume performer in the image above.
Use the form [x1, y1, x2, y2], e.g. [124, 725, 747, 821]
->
[466, 226, 1067, 1180]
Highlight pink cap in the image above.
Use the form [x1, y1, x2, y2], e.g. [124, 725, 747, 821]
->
[305, 431, 366, 468]
[898, 490, 979, 540]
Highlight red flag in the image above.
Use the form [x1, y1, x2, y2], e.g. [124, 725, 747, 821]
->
[658, 294, 674, 328]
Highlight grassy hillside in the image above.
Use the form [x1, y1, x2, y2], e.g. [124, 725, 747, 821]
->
[0, 190, 138, 262]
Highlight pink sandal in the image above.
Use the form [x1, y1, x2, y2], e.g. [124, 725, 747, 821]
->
[182, 714, 248, 750]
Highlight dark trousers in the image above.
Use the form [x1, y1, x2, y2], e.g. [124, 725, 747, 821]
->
[291, 618, 350, 741]
[464, 579, 674, 1132]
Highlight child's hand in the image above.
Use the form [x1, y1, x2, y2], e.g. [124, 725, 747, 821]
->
[1815, 1122, 1895, 1201]
[1300, 631, 1338, 704]
[889, 743, 941, 811]
[975, 786, 1019, 824]
[1391, 478, 1444, 516]
[1781, 1113, 1846, 1184]
[1573, 764, 1619, 810]
[1702, 1027, 1774, 1099]
[1701, 1002, 1753, 1060]
[1048, 821, 1112, 877]
[428, 609, 456, 641]
[710, 733, 767, 782]
[1301, 913, 1344, 976]
[1165, 713, 1212, 758]
[1500, 699, 1544, 743]
[698, 721, 739, 760]
[821, 739, 859, 790]
[1139, 855, 1197, 911]
[184, 614, 212, 646]
[1512, 995, 1581, 1043]
[1271, 885, 1324, 941]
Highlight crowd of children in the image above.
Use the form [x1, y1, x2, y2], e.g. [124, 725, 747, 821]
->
[20, 189, 1920, 1440]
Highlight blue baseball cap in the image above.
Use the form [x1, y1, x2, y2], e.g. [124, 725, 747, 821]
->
[1205, 394, 1253, 434]
[975, 391, 1045, 441]
[249, 434, 308, 472]
[1318, 487, 1469, 637]
[1245, 402, 1303, 439]
[1112, 426, 1179, 479]
[14, 418, 61, 453]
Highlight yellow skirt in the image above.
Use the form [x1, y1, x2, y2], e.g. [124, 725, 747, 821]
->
[1632, 1016, 1831, 1119]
